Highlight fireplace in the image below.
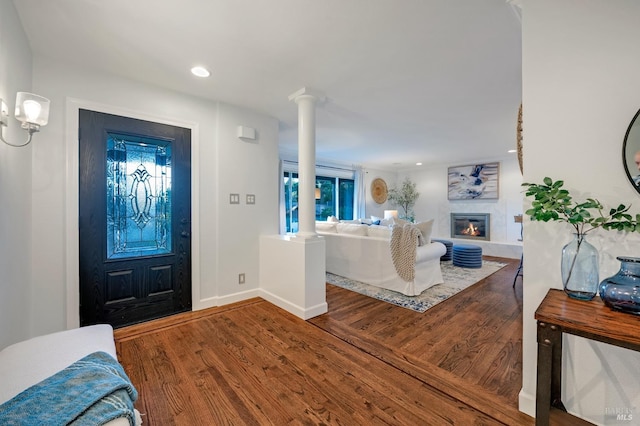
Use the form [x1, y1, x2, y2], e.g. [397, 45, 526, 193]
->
[451, 213, 490, 241]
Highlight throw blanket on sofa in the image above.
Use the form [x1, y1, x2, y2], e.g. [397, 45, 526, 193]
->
[0, 351, 138, 426]
[390, 223, 421, 282]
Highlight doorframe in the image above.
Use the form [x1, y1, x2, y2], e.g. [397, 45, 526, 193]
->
[64, 98, 201, 329]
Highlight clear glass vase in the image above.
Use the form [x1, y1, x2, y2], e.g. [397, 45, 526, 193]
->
[561, 233, 599, 300]
[598, 256, 640, 315]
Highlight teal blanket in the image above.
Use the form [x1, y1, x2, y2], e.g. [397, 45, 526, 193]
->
[0, 351, 138, 426]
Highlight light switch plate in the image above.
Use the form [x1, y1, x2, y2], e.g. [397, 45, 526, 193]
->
[230, 193, 240, 204]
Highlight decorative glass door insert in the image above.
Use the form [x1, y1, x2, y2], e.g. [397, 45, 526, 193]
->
[106, 133, 172, 259]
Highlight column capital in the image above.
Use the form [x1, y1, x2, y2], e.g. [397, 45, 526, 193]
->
[288, 87, 326, 104]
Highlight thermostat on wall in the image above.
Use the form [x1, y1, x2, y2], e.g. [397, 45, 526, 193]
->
[237, 125, 256, 140]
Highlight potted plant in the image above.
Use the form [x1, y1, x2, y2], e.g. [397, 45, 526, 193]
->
[388, 177, 419, 222]
[522, 177, 640, 300]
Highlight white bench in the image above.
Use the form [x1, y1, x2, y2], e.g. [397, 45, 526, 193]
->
[0, 325, 139, 425]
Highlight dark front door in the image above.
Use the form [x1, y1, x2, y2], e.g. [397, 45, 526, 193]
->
[79, 109, 192, 328]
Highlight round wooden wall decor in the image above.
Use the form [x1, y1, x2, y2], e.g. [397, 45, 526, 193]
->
[371, 178, 388, 204]
[517, 103, 523, 175]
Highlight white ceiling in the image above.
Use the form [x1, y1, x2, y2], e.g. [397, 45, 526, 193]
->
[13, 0, 522, 170]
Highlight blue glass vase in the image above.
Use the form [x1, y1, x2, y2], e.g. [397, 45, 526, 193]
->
[598, 256, 640, 315]
[561, 233, 599, 300]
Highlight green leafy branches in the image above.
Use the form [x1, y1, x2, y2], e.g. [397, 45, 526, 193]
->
[388, 177, 420, 221]
[522, 177, 640, 235]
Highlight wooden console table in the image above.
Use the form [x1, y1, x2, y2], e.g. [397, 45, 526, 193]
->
[535, 289, 640, 425]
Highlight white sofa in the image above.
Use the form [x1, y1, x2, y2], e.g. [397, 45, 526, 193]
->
[0, 325, 141, 425]
[317, 221, 446, 296]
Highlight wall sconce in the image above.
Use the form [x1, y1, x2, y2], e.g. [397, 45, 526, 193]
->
[384, 210, 398, 219]
[0, 92, 50, 147]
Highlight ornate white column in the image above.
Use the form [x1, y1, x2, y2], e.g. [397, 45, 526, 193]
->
[258, 87, 328, 320]
[288, 87, 324, 238]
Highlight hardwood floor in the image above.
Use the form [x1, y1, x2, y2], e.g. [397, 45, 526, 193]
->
[311, 257, 524, 410]
[114, 257, 589, 425]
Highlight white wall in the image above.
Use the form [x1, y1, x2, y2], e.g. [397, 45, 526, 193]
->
[411, 157, 522, 240]
[362, 167, 399, 219]
[0, 0, 33, 349]
[390, 156, 524, 258]
[521, 1, 640, 424]
[23, 57, 279, 338]
[214, 104, 280, 300]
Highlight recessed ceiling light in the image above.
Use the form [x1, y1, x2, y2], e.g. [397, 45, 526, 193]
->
[508, 149, 517, 153]
[416, 162, 422, 166]
[191, 66, 210, 78]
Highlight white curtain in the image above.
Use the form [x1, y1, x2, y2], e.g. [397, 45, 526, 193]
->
[354, 166, 366, 219]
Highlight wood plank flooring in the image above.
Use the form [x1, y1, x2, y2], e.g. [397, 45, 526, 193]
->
[312, 257, 524, 407]
[115, 257, 591, 425]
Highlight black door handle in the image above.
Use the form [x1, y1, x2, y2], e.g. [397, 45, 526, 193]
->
[181, 231, 190, 238]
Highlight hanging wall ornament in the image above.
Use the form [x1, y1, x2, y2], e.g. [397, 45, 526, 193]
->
[517, 103, 523, 175]
[371, 178, 388, 204]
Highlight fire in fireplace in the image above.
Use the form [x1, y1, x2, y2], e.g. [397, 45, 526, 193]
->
[462, 222, 481, 236]
[450, 213, 490, 241]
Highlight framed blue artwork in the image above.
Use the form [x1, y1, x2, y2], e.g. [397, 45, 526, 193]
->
[447, 162, 499, 200]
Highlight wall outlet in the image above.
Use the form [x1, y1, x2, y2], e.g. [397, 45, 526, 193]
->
[238, 273, 245, 284]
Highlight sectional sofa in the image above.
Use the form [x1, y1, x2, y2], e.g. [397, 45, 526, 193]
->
[316, 220, 446, 296]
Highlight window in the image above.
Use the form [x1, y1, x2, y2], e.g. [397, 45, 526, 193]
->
[283, 170, 355, 233]
[283, 172, 299, 233]
[106, 133, 172, 259]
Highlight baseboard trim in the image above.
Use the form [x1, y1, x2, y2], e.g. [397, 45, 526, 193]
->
[259, 289, 328, 320]
[194, 288, 329, 320]
[193, 288, 261, 311]
[444, 238, 522, 259]
[518, 387, 536, 417]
